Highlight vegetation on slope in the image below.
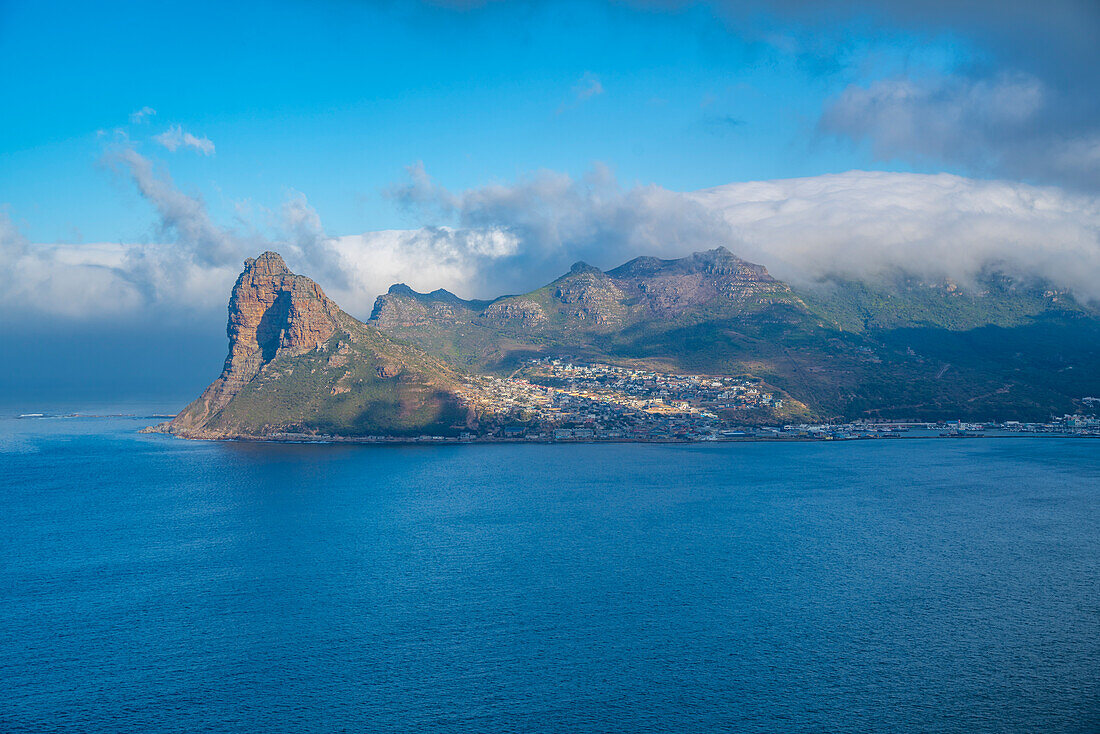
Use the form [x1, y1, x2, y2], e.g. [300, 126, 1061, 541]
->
[368, 251, 1100, 422]
[202, 314, 474, 437]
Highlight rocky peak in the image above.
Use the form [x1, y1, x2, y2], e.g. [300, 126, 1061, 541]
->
[601, 246, 788, 317]
[370, 290, 429, 327]
[554, 271, 626, 326]
[169, 252, 342, 430]
[371, 283, 486, 328]
[568, 261, 603, 276]
[689, 247, 768, 278]
[244, 251, 291, 277]
[227, 252, 339, 365]
[382, 283, 477, 306]
[606, 255, 665, 278]
[607, 246, 763, 280]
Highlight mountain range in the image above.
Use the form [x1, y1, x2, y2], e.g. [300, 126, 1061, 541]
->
[153, 247, 1100, 439]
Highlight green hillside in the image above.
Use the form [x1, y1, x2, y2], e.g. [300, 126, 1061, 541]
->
[368, 249, 1100, 421]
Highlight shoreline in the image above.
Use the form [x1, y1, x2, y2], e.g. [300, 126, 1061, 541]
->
[143, 430, 1100, 446]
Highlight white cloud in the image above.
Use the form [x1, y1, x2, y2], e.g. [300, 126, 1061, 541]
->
[129, 106, 157, 124]
[0, 207, 28, 263]
[0, 219, 145, 319]
[5, 168, 1099, 325]
[820, 74, 1044, 160]
[690, 171, 1100, 297]
[304, 165, 1100, 307]
[328, 227, 521, 314]
[390, 166, 1100, 304]
[387, 163, 747, 300]
[656, 0, 1100, 190]
[277, 190, 348, 288]
[153, 125, 215, 155]
[104, 143, 241, 266]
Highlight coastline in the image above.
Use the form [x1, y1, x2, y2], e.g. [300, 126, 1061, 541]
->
[141, 427, 1100, 446]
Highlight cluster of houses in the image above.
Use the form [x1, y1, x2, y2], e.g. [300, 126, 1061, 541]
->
[519, 359, 780, 411]
[454, 364, 1100, 442]
[461, 358, 787, 440]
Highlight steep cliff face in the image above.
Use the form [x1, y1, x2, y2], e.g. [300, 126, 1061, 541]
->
[157, 252, 478, 438]
[226, 251, 339, 367]
[166, 252, 341, 432]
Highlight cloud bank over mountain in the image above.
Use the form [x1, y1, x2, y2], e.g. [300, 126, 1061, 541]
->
[690, 172, 1100, 294]
[3, 165, 1099, 326]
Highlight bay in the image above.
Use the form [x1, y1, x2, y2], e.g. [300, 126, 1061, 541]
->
[2, 415, 1098, 732]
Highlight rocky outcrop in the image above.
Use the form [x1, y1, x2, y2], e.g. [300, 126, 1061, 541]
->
[370, 284, 481, 329]
[227, 251, 340, 363]
[552, 267, 626, 325]
[607, 246, 800, 316]
[479, 298, 548, 327]
[370, 286, 434, 329]
[163, 252, 341, 432]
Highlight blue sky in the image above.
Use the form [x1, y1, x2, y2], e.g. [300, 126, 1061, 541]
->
[0, 0, 984, 244]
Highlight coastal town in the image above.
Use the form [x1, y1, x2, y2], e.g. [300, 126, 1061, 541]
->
[255, 415, 1099, 444]
[458, 358, 778, 441]
[453, 358, 1100, 442]
[393, 359, 1100, 443]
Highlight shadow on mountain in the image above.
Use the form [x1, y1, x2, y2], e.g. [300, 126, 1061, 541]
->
[861, 313, 1100, 421]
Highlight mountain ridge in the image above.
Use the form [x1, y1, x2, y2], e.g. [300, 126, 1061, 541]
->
[367, 247, 1100, 422]
[153, 245, 1100, 439]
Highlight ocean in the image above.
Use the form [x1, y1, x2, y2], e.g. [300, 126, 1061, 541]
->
[2, 413, 1098, 732]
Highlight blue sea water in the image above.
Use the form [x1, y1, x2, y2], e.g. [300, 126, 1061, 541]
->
[1, 414, 1098, 733]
